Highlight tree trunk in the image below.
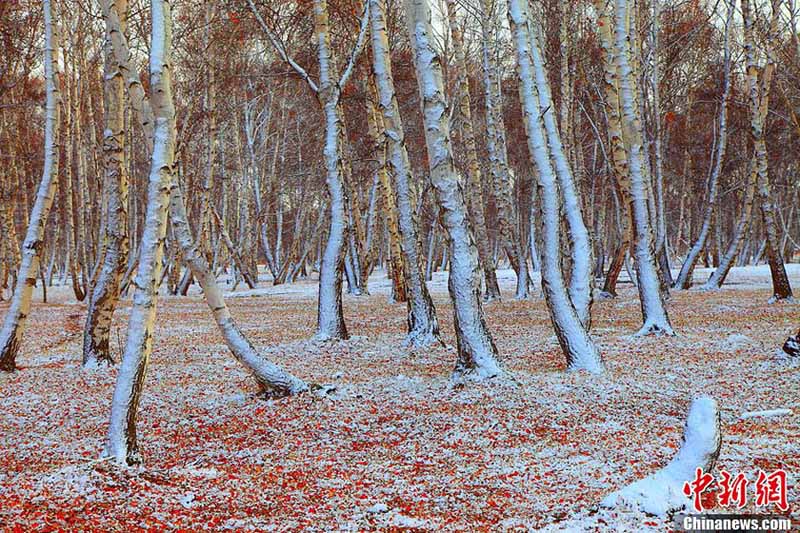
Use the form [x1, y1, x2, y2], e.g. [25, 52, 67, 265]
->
[507, 0, 604, 373]
[84, 0, 130, 367]
[314, 0, 350, 340]
[742, 0, 793, 302]
[371, 0, 440, 346]
[405, 0, 500, 379]
[673, 0, 734, 290]
[104, 0, 175, 465]
[594, 0, 632, 299]
[479, 0, 530, 300]
[0, 0, 61, 372]
[702, 163, 757, 289]
[614, 0, 673, 336]
[445, 0, 500, 303]
[526, 10, 594, 328]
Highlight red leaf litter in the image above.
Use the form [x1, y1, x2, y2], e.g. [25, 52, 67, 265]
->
[0, 266, 798, 531]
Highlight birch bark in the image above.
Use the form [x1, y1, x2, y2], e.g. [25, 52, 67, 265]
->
[405, 0, 500, 378]
[0, 0, 61, 372]
[371, 0, 440, 346]
[83, 0, 130, 367]
[614, 0, 673, 335]
[445, 0, 500, 302]
[105, 0, 176, 464]
[507, 0, 604, 372]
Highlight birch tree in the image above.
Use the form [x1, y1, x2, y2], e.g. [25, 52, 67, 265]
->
[404, 0, 500, 379]
[742, 0, 793, 302]
[0, 0, 60, 372]
[445, 0, 500, 302]
[247, 0, 370, 340]
[83, 0, 129, 367]
[369, 0, 440, 346]
[673, 0, 735, 290]
[507, 0, 604, 373]
[479, 0, 530, 300]
[104, 0, 177, 465]
[613, 0, 673, 336]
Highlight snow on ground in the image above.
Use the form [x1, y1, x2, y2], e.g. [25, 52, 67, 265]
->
[0, 265, 798, 531]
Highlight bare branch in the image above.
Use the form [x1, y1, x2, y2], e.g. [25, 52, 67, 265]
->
[245, 0, 320, 94]
[338, 0, 371, 89]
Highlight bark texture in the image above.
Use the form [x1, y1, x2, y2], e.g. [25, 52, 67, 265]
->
[405, 0, 500, 380]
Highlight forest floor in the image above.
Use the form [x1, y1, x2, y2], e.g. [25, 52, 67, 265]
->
[0, 265, 798, 531]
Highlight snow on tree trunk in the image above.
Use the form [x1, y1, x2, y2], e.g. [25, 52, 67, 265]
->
[673, 0, 734, 291]
[742, 0, 793, 303]
[782, 328, 800, 357]
[169, 185, 309, 396]
[445, 0, 501, 303]
[594, 0, 631, 300]
[104, 0, 176, 465]
[405, 0, 500, 379]
[314, 0, 349, 341]
[365, 83, 406, 303]
[525, 11, 593, 328]
[370, 0, 440, 347]
[702, 163, 757, 290]
[0, 0, 61, 372]
[507, 0, 604, 374]
[84, 0, 130, 367]
[479, 0, 529, 301]
[601, 396, 721, 516]
[613, 0, 673, 336]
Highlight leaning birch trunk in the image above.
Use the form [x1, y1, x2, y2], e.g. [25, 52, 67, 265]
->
[0, 0, 60, 372]
[169, 187, 308, 396]
[673, 0, 734, 290]
[702, 163, 758, 289]
[479, 0, 530, 300]
[507, 0, 604, 373]
[370, 0, 440, 346]
[445, 0, 500, 302]
[526, 10, 593, 327]
[314, 0, 350, 340]
[614, 0, 673, 336]
[405, 0, 500, 379]
[743, 0, 793, 303]
[83, 0, 130, 367]
[594, 0, 632, 299]
[650, 0, 669, 287]
[104, 0, 175, 465]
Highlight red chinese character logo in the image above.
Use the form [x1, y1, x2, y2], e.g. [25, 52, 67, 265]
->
[717, 470, 749, 509]
[755, 469, 788, 512]
[683, 467, 715, 512]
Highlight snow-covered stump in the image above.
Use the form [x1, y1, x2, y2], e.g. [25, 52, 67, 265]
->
[601, 397, 721, 516]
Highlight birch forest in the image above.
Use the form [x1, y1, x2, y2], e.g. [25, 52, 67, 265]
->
[1, 0, 799, 529]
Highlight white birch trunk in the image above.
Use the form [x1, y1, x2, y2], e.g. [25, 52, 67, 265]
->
[405, 0, 500, 380]
[614, 0, 673, 336]
[479, 0, 530, 300]
[507, 0, 604, 373]
[370, 0, 440, 346]
[0, 0, 61, 372]
[84, 0, 130, 367]
[104, 0, 175, 465]
[527, 15, 593, 327]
